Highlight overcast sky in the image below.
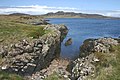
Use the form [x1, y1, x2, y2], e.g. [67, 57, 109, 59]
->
[0, 0, 120, 17]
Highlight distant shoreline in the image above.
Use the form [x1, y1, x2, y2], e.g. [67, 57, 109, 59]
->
[2, 11, 120, 19]
[44, 17, 120, 19]
[41, 11, 120, 19]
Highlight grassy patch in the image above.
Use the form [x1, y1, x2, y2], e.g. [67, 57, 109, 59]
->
[0, 71, 24, 80]
[44, 72, 64, 80]
[27, 26, 45, 38]
[89, 45, 120, 80]
[105, 45, 120, 80]
[0, 15, 47, 45]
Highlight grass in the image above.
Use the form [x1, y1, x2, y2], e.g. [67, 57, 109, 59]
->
[87, 45, 120, 80]
[105, 45, 120, 80]
[0, 71, 24, 80]
[0, 15, 47, 45]
[44, 72, 64, 80]
[0, 15, 50, 80]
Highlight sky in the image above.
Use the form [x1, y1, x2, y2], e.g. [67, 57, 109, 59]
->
[0, 0, 120, 17]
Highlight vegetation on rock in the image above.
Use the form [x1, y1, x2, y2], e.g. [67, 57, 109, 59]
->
[72, 38, 120, 80]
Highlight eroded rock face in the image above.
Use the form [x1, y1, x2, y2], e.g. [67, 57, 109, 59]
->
[0, 24, 68, 76]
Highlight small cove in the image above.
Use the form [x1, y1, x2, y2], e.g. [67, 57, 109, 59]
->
[48, 18, 120, 59]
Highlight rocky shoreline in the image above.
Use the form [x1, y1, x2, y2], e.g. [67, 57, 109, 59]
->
[0, 16, 120, 80]
[26, 37, 120, 80]
[71, 38, 120, 80]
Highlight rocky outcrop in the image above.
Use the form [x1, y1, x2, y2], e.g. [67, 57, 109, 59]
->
[71, 38, 119, 80]
[71, 53, 100, 80]
[53, 24, 68, 42]
[0, 24, 68, 76]
[80, 38, 118, 57]
[65, 38, 73, 46]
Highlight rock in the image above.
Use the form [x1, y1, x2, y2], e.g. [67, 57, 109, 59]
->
[71, 54, 95, 80]
[65, 38, 73, 46]
[63, 75, 68, 78]
[1, 65, 8, 70]
[93, 58, 99, 62]
[0, 24, 68, 77]
[0, 47, 8, 57]
[25, 45, 34, 53]
[71, 38, 119, 80]
[80, 38, 119, 57]
[0, 39, 4, 42]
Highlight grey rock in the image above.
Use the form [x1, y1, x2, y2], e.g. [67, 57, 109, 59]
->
[80, 38, 119, 57]
[65, 38, 72, 46]
[25, 45, 34, 53]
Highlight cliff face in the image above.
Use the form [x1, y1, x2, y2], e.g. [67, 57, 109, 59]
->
[0, 24, 68, 76]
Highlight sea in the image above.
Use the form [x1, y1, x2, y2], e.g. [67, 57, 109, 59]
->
[48, 18, 120, 59]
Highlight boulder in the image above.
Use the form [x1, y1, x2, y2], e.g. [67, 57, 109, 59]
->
[65, 38, 72, 46]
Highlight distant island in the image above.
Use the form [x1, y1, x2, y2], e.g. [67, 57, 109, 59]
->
[8, 11, 120, 19]
[9, 13, 30, 16]
[41, 11, 120, 19]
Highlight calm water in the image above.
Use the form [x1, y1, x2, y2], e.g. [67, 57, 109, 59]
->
[48, 18, 120, 59]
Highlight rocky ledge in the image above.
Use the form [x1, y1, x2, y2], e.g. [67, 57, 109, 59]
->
[0, 24, 68, 77]
[71, 38, 119, 80]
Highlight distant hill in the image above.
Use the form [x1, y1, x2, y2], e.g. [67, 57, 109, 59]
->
[8, 12, 120, 19]
[9, 13, 30, 16]
[42, 11, 119, 19]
